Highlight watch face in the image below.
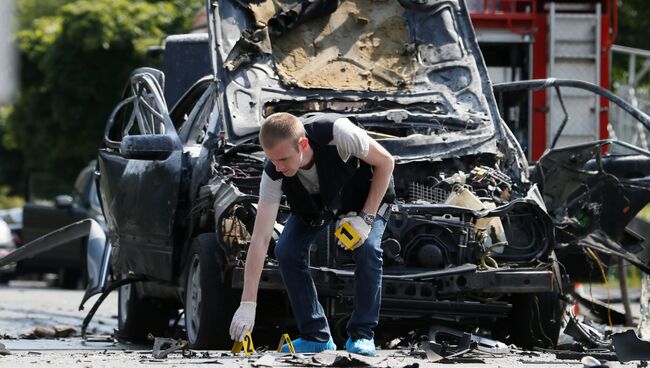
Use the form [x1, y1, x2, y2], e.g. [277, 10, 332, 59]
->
[362, 213, 375, 225]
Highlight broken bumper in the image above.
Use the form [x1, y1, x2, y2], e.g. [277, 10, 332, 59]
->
[231, 264, 557, 317]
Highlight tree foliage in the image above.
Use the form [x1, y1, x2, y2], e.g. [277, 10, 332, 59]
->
[617, 0, 650, 50]
[611, 0, 650, 84]
[2, 0, 200, 199]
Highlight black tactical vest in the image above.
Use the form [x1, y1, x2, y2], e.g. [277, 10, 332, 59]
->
[263, 114, 394, 224]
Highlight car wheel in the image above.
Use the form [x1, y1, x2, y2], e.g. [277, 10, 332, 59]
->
[117, 275, 174, 343]
[507, 291, 565, 349]
[184, 233, 234, 349]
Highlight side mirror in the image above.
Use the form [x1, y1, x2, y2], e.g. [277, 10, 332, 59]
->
[120, 135, 180, 160]
[55, 195, 74, 209]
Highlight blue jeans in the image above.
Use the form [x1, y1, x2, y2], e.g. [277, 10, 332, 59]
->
[274, 214, 386, 342]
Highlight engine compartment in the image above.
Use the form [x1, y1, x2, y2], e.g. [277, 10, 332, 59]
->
[207, 124, 554, 272]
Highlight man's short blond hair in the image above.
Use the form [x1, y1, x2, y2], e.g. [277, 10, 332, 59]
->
[259, 112, 305, 150]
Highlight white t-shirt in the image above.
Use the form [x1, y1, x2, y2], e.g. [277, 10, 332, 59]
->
[258, 117, 370, 204]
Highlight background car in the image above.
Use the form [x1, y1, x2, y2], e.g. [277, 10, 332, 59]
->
[17, 161, 104, 289]
[0, 218, 16, 284]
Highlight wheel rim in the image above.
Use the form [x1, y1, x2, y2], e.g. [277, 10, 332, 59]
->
[185, 254, 202, 343]
[118, 281, 130, 326]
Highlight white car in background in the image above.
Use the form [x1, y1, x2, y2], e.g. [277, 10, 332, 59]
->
[0, 218, 16, 283]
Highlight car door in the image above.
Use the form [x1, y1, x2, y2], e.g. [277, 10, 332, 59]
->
[97, 68, 183, 281]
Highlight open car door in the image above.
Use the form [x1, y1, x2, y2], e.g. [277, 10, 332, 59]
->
[97, 68, 183, 281]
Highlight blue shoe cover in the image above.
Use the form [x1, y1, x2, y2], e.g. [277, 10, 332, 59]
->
[281, 337, 337, 353]
[345, 337, 377, 356]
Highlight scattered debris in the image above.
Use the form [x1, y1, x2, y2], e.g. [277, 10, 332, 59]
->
[251, 354, 275, 367]
[419, 340, 444, 362]
[0, 342, 10, 356]
[182, 349, 198, 359]
[280, 351, 387, 367]
[563, 309, 611, 348]
[612, 329, 650, 362]
[472, 334, 510, 354]
[311, 351, 387, 367]
[581, 355, 609, 367]
[20, 326, 76, 339]
[554, 350, 618, 362]
[83, 335, 114, 343]
[424, 325, 508, 359]
[148, 334, 188, 359]
[426, 325, 473, 358]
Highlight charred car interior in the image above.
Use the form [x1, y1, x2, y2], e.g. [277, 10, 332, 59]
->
[3, 0, 646, 354]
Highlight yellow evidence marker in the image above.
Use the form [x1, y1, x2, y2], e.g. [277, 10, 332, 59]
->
[277, 333, 296, 354]
[231, 332, 255, 355]
[334, 221, 361, 250]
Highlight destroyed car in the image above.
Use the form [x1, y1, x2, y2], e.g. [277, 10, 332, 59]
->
[89, 0, 650, 350]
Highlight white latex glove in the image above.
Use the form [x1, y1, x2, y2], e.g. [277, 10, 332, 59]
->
[229, 301, 256, 342]
[336, 214, 371, 250]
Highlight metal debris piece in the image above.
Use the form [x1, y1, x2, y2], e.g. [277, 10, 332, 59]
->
[148, 333, 188, 359]
[563, 310, 610, 348]
[252, 354, 276, 367]
[419, 340, 444, 362]
[554, 350, 618, 362]
[471, 334, 510, 354]
[0, 342, 10, 356]
[317, 351, 386, 367]
[20, 325, 76, 339]
[83, 335, 114, 343]
[581, 356, 608, 367]
[281, 353, 314, 367]
[422, 333, 472, 359]
[426, 325, 507, 358]
[612, 329, 650, 362]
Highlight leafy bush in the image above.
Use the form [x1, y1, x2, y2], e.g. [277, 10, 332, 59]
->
[4, 0, 200, 195]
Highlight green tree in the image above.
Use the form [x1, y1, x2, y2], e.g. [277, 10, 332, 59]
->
[3, 0, 200, 200]
[611, 0, 650, 84]
[617, 0, 650, 50]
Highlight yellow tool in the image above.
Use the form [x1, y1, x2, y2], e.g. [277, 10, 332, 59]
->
[334, 221, 361, 250]
[231, 332, 255, 355]
[277, 333, 296, 354]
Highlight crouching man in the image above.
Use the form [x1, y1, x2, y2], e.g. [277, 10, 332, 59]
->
[229, 112, 394, 356]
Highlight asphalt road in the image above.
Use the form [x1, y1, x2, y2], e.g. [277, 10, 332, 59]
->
[0, 281, 642, 367]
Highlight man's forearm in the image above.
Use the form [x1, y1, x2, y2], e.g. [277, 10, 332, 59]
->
[241, 236, 269, 302]
[362, 159, 394, 215]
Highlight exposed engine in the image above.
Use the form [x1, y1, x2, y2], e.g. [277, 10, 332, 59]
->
[381, 158, 553, 270]
[203, 132, 553, 272]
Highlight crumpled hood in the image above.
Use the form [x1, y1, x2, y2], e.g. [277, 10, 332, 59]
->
[207, 0, 504, 149]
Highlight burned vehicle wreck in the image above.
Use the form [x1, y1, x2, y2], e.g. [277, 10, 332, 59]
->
[85, 0, 650, 351]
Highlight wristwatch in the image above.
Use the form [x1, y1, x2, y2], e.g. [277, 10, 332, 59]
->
[359, 211, 375, 226]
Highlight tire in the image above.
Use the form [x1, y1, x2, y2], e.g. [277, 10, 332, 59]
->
[117, 275, 174, 343]
[184, 233, 234, 349]
[507, 291, 565, 349]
